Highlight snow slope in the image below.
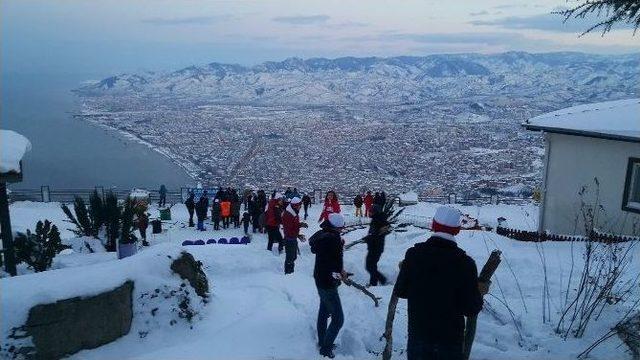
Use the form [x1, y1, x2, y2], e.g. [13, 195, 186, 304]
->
[3, 201, 638, 359]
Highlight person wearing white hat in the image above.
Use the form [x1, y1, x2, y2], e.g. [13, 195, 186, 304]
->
[282, 197, 308, 274]
[393, 206, 486, 360]
[309, 213, 347, 358]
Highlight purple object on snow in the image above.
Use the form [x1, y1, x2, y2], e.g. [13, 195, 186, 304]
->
[229, 237, 240, 244]
[181, 240, 194, 246]
[207, 239, 216, 244]
[217, 238, 228, 244]
[194, 240, 205, 245]
[118, 243, 137, 259]
[240, 236, 249, 244]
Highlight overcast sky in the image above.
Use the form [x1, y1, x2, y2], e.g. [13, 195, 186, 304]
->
[2, 0, 639, 76]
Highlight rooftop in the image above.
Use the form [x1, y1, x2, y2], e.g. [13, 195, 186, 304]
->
[523, 98, 640, 143]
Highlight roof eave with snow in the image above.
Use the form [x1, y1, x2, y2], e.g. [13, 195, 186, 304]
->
[522, 98, 640, 144]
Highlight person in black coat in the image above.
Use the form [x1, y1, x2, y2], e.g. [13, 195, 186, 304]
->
[211, 199, 221, 230]
[195, 193, 209, 231]
[302, 193, 312, 220]
[309, 213, 347, 359]
[393, 206, 485, 360]
[365, 206, 390, 286]
[185, 192, 196, 227]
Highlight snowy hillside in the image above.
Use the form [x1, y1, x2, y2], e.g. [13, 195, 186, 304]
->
[76, 52, 639, 106]
[3, 201, 638, 359]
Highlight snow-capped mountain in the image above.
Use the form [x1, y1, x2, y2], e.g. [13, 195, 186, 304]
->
[76, 52, 639, 106]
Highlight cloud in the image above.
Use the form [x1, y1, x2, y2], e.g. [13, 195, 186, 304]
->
[470, 11, 633, 32]
[469, 11, 489, 17]
[272, 15, 330, 25]
[141, 16, 227, 26]
[382, 32, 527, 45]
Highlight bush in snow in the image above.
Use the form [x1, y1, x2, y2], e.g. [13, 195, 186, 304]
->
[103, 191, 121, 251]
[119, 198, 137, 245]
[61, 197, 94, 238]
[88, 189, 105, 237]
[14, 220, 69, 272]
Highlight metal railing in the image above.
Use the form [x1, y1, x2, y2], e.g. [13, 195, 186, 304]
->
[7, 186, 534, 207]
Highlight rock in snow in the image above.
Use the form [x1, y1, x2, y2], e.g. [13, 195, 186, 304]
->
[0, 129, 32, 174]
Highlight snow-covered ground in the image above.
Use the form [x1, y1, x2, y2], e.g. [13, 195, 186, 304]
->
[2, 201, 638, 359]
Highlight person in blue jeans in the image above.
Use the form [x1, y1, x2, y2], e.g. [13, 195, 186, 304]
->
[309, 213, 346, 359]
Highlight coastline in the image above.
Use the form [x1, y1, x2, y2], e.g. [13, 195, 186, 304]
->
[76, 115, 200, 184]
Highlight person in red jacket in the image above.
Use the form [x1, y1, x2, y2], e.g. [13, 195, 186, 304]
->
[220, 199, 232, 229]
[282, 197, 308, 274]
[364, 191, 374, 217]
[319, 190, 341, 223]
[265, 195, 284, 252]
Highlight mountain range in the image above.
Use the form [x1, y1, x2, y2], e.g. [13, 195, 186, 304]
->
[77, 51, 639, 106]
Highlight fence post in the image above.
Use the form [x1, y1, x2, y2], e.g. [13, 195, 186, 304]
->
[448, 194, 456, 204]
[41, 185, 51, 202]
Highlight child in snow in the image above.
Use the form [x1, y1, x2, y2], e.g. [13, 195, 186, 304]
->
[241, 211, 251, 235]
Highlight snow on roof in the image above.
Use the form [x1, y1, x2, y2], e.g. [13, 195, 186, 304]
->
[0, 130, 32, 173]
[523, 98, 640, 142]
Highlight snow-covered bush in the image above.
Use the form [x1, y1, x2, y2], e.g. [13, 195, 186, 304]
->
[13, 220, 69, 272]
[119, 198, 137, 245]
[61, 197, 94, 237]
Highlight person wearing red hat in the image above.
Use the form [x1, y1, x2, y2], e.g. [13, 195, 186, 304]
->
[393, 206, 488, 360]
[282, 197, 308, 274]
[318, 190, 341, 223]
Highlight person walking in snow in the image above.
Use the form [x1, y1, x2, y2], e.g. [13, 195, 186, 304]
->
[158, 184, 168, 207]
[379, 191, 387, 206]
[393, 206, 487, 360]
[211, 199, 221, 230]
[231, 189, 241, 228]
[220, 198, 231, 229]
[241, 211, 251, 235]
[319, 190, 341, 223]
[265, 194, 284, 252]
[309, 213, 347, 359]
[282, 197, 308, 274]
[185, 192, 196, 227]
[302, 193, 312, 220]
[137, 210, 150, 246]
[195, 192, 209, 231]
[364, 191, 374, 217]
[364, 205, 390, 286]
[353, 194, 364, 217]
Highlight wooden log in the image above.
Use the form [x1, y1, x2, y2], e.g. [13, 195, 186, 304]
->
[381, 292, 399, 360]
[342, 277, 381, 307]
[463, 250, 502, 360]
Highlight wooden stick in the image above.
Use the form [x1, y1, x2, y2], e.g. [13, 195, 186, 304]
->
[381, 260, 404, 360]
[342, 277, 381, 307]
[463, 250, 502, 360]
[381, 292, 399, 360]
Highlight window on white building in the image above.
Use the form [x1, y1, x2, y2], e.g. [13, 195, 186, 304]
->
[623, 157, 640, 213]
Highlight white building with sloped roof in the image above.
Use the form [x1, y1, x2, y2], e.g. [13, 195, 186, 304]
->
[523, 99, 640, 236]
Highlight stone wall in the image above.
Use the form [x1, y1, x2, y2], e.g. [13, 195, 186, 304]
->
[22, 281, 133, 359]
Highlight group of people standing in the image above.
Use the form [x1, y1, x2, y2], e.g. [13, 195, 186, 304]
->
[185, 187, 244, 231]
[352, 190, 387, 217]
[183, 186, 489, 360]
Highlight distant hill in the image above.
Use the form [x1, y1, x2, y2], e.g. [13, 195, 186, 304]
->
[76, 52, 639, 106]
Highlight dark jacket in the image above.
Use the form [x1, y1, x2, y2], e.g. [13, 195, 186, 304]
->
[393, 236, 482, 346]
[195, 197, 209, 219]
[365, 209, 389, 253]
[353, 195, 363, 207]
[211, 201, 221, 218]
[302, 195, 312, 206]
[185, 195, 195, 211]
[309, 227, 344, 289]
